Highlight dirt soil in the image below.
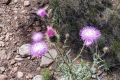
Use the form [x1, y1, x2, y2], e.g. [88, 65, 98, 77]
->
[0, 0, 48, 80]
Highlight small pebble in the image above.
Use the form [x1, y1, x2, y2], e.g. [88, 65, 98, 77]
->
[0, 67, 5, 73]
[26, 73, 32, 79]
[0, 41, 5, 47]
[0, 8, 4, 15]
[5, 33, 11, 41]
[14, 0, 18, 3]
[12, 67, 18, 72]
[31, 56, 36, 60]
[32, 75, 43, 80]
[10, 59, 16, 65]
[24, 1, 30, 7]
[14, 55, 23, 61]
[17, 62, 21, 66]
[27, 56, 31, 59]
[14, 57, 23, 61]
[0, 36, 5, 40]
[36, 67, 40, 72]
[17, 71, 23, 78]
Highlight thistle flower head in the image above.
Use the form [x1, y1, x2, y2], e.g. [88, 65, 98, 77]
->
[80, 26, 101, 46]
[30, 42, 48, 57]
[31, 32, 43, 42]
[36, 8, 46, 18]
[46, 26, 56, 38]
[85, 40, 93, 46]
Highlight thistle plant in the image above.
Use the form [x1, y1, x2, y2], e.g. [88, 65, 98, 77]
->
[30, 42, 48, 57]
[73, 26, 101, 62]
[46, 26, 58, 42]
[28, 0, 118, 79]
[80, 26, 101, 47]
[31, 32, 43, 42]
[43, 25, 105, 80]
[36, 8, 47, 18]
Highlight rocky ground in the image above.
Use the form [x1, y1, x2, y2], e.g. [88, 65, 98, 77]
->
[0, 0, 50, 80]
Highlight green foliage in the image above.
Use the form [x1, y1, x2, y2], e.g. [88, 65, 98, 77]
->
[49, 0, 112, 30]
[58, 55, 105, 80]
[49, 0, 120, 42]
[49, 0, 119, 51]
[73, 60, 93, 80]
[112, 40, 120, 53]
[41, 68, 52, 80]
[48, 0, 120, 79]
[112, 40, 120, 61]
[103, 61, 111, 71]
[58, 60, 93, 80]
[49, 36, 58, 42]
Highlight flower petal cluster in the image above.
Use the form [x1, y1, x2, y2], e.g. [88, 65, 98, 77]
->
[30, 32, 48, 57]
[46, 26, 56, 38]
[31, 32, 43, 42]
[30, 42, 48, 57]
[36, 8, 46, 18]
[80, 26, 101, 46]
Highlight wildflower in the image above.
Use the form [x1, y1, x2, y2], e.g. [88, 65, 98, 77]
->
[80, 26, 101, 46]
[85, 40, 93, 47]
[46, 26, 56, 38]
[31, 32, 43, 42]
[36, 8, 46, 18]
[30, 42, 48, 57]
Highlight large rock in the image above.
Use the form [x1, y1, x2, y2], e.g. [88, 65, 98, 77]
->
[40, 49, 58, 67]
[32, 75, 43, 80]
[18, 44, 30, 57]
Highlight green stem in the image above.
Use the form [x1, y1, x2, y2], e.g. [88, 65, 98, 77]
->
[73, 43, 85, 62]
[100, 52, 106, 58]
[95, 42, 98, 54]
[55, 43, 76, 80]
[94, 43, 104, 61]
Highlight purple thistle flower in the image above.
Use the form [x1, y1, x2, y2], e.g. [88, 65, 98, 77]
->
[36, 8, 46, 18]
[85, 40, 93, 47]
[31, 32, 43, 42]
[80, 26, 101, 46]
[46, 26, 55, 38]
[30, 42, 48, 57]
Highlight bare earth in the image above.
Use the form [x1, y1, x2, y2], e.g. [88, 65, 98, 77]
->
[0, 0, 45, 79]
